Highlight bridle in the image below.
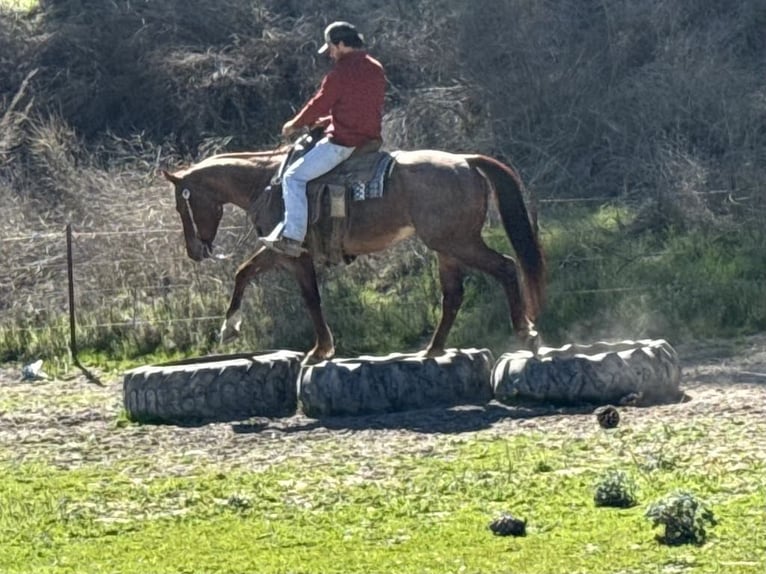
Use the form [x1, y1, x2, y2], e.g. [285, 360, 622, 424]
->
[178, 145, 286, 240]
[174, 145, 287, 257]
[180, 188, 200, 239]
[178, 186, 234, 260]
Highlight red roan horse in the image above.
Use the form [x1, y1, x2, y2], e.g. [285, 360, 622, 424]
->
[162, 147, 546, 364]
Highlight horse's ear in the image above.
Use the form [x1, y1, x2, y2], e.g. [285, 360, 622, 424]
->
[161, 169, 181, 184]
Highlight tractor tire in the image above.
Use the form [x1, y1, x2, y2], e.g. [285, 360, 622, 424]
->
[492, 339, 683, 407]
[298, 348, 494, 418]
[123, 351, 304, 425]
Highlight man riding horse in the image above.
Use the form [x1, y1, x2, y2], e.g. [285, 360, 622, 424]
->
[262, 21, 386, 258]
[162, 21, 545, 362]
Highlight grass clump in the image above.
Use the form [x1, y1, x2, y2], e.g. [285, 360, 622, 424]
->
[646, 491, 717, 545]
[594, 469, 638, 508]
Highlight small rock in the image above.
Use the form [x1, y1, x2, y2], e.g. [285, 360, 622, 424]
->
[596, 405, 620, 429]
[489, 513, 526, 537]
[619, 392, 642, 406]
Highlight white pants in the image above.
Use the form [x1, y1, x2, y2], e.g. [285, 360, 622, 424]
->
[279, 136, 355, 242]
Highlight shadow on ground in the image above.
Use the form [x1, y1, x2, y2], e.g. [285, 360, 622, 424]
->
[230, 402, 599, 435]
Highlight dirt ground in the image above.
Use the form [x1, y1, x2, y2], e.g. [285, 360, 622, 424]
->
[1, 336, 766, 476]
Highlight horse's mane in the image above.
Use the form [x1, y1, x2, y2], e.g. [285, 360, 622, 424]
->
[182, 148, 286, 178]
[211, 147, 290, 160]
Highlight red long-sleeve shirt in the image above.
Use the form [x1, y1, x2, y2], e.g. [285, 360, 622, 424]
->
[290, 51, 386, 147]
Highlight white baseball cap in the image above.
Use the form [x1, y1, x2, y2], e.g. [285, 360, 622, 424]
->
[317, 21, 364, 54]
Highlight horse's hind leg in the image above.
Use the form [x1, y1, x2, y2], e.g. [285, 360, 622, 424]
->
[286, 256, 335, 364]
[442, 240, 539, 352]
[425, 254, 465, 356]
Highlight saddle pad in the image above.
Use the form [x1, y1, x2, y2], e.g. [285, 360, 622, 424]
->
[309, 151, 396, 201]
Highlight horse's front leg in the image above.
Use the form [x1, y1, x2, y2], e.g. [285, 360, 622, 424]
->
[285, 255, 334, 365]
[220, 246, 278, 343]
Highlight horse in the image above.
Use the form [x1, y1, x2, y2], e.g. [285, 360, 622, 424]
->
[162, 146, 546, 364]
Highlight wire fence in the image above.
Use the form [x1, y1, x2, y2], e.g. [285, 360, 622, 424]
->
[1, 194, 764, 355]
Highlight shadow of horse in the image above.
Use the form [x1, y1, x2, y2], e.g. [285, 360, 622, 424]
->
[230, 402, 593, 436]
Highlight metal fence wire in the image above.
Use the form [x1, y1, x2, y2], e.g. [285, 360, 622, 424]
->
[1, 195, 764, 355]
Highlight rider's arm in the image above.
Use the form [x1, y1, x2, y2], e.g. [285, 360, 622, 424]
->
[288, 70, 342, 128]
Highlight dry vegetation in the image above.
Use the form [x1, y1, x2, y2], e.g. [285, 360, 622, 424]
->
[1, 0, 765, 361]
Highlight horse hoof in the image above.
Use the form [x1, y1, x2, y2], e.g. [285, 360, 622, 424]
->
[301, 349, 334, 366]
[522, 328, 542, 355]
[219, 322, 241, 345]
[301, 355, 328, 367]
[423, 348, 446, 358]
[219, 312, 243, 345]
[219, 327, 240, 345]
[301, 354, 322, 367]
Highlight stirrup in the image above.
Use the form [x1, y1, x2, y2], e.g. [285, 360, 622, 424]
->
[261, 236, 306, 257]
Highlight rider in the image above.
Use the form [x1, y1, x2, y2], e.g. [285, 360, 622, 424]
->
[261, 21, 387, 257]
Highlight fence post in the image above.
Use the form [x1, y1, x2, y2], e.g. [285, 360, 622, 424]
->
[66, 223, 77, 361]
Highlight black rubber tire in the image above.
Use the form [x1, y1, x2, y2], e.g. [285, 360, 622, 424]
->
[298, 348, 494, 418]
[123, 351, 304, 425]
[492, 339, 683, 406]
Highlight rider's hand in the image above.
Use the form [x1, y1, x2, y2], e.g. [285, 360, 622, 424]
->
[281, 120, 298, 138]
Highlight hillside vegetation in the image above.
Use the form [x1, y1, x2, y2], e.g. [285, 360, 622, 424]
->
[1, 0, 765, 363]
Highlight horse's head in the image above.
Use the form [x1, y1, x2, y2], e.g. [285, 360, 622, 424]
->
[162, 169, 223, 261]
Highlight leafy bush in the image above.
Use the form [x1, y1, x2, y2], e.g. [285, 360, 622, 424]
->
[646, 491, 717, 545]
[593, 469, 638, 508]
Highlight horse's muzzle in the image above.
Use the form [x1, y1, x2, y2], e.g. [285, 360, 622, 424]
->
[186, 238, 214, 261]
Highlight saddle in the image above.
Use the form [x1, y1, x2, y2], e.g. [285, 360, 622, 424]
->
[269, 129, 397, 265]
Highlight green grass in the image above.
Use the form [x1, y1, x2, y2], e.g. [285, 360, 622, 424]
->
[1, 416, 764, 573]
[0, 0, 37, 10]
[536, 205, 766, 345]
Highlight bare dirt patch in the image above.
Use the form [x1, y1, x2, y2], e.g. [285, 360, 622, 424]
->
[1, 336, 765, 477]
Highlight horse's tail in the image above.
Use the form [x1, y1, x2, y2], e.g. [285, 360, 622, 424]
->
[466, 155, 546, 319]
